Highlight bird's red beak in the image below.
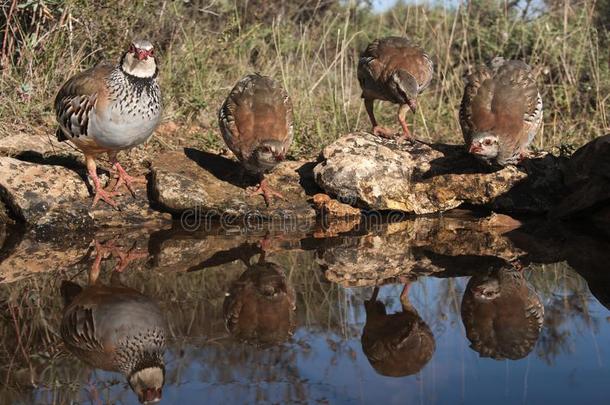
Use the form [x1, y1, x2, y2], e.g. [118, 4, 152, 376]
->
[139, 387, 162, 403]
[408, 99, 417, 113]
[469, 143, 482, 154]
[135, 49, 149, 61]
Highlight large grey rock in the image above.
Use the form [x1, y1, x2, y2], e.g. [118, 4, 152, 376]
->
[0, 157, 171, 230]
[313, 133, 534, 214]
[150, 148, 318, 221]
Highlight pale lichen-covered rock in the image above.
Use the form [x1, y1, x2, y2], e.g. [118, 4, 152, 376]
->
[150, 148, 317, 221]
[313, 133, 530, 214]
[0, 132, 81, 161]
[0, 157, 171, 230]
[312, 193, 361, 218]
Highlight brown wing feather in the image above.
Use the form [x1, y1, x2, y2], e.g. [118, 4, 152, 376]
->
[360, 36, 433, 95]
[54, 63, 113, 142]
[460, 64, 495, 145]
[219, 74, 293, 161]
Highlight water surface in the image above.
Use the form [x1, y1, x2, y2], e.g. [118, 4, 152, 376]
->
[0, 215, 608, 404]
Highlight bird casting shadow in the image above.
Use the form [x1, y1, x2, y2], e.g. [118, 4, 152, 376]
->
[420, 143, 501, 179]
[184, 147, 258, 188]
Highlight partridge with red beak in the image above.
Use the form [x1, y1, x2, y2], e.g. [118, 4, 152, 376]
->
[357, 36, 433, 142]
[460, 57, 543, 166]
[219, 74, 293, 205]
[59, 245, 166, 404]
[461, 266, 544, 360]
[54, 39, 162, 208]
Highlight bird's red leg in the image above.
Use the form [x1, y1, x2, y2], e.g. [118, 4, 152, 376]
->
[89, 239, 114, 284]
[86, 155, 118, 209]
[400, 281, 416, 311]
[365, 98, 395, 138]
[396, 104, 413, 143]
[107, 152, 146, 197]
[247, 178, 287, 206]
[518, 149, 531, 164]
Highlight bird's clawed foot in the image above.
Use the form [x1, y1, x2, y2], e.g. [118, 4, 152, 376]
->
[111, 162, 146, 197]
[372, 126, 397, 139]
[91, 183, 120, 209]
[247, 178, 287, 206]
[396, 132, 414, 144]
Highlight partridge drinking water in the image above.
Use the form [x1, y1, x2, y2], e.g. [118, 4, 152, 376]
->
[460, 57, 543, 166]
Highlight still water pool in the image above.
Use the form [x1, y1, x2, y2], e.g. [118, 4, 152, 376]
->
[0, 215, 608, 404]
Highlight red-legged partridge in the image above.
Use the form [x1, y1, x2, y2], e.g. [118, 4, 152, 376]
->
[223, 260, 296, 347]
[460, 57, 543, 165]
[59, 242, 165, 404]
[461, 266, 544, 360]
[55, 39, 162, 208]
[361, 284, 435, 377]
[218, 73, 293, 205]
[358, 36, 433, 141]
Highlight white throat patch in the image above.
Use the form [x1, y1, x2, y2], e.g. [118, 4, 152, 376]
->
[122, 53, 157, 78]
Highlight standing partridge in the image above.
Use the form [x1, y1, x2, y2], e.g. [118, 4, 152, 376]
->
[461, 266, 544, 360]
[460, 57, 543, 165]
[357, 36, 433, 142]
[54, 39, 162, 208]
[59, 242, 166, 404]
[218, 73, 294, 205]
[223, 251, 296, 347]
[361, 284, 435, 377]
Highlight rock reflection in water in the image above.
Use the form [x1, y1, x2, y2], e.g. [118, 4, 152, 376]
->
[461, 266, 544, 360]
[3, 213, 610, 403]
[223, 244, 297, 347]
[59, 241, 166, 404]
[361, 283, 435, 377]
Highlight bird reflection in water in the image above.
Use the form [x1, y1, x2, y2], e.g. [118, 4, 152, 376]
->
[461, 265, 544, 360]
[59, 239, 166, 404]
[361, 282, 435, 377]
[223, 238, 297, 347]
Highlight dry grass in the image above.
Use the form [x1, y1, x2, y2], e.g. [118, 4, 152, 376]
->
[0, 0, 608, 158]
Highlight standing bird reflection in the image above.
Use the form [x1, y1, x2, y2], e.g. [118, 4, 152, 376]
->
[361, 283, 435, 377]
[59, 243, 166, 404]
[223, 248, 296, 347]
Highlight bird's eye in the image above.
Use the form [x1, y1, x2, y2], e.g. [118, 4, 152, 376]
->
[483, 139, 493, 146]
[129, 44, 136, 53]
[149, 49, 154, 56]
